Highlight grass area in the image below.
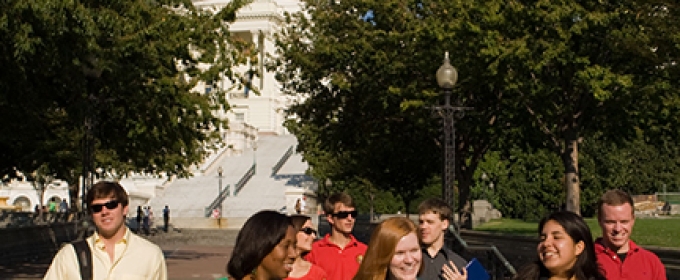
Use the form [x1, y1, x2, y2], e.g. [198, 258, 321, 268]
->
[474, 217, 680, 248]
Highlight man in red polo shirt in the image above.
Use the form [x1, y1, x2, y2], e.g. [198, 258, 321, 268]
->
[595, 189, 666, 280]
[306, 193, 367, 280]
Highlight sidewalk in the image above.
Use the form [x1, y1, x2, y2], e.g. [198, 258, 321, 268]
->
[163, 244, 233, 280]
[0, 245, 234, 280]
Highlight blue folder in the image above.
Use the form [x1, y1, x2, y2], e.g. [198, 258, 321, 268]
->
[465, 258, 490, 280]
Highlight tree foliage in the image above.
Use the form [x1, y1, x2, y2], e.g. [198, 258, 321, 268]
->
[471, 135, 680, 220]
[274, 0, 522, 226]
[479, 1, 680, 213]
[275, 0, 680, 219]
[0, 0, 252, 207]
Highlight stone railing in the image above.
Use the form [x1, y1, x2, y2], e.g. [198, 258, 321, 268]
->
[448, 228, 516, 279]
[205, 184, 231, 218]
[271, 145, 294, 176]
[232, 164, 256, 196]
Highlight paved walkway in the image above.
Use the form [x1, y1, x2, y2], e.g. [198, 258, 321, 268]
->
[0, 245, 234, 280]
[164, 245, 233, 280]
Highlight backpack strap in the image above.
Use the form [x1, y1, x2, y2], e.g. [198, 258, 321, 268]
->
[72, 239, 93, 280]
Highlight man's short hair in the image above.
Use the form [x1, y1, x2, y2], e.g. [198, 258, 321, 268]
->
[86, 181, 129, 208]
[597, 189, 634, 218]
[417, 198, 452, 222]
[324, 192, 355, 214]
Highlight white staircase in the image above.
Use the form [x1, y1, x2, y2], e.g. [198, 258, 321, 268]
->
[148, 134, 310, 224]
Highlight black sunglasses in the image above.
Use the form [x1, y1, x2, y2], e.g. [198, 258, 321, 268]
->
[90, 200, 120, 213]
[300, 227, 318, 236]
[331, 210, 358, 219]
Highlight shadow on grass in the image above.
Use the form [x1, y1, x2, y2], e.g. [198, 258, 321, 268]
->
[475, 228, 537, 236]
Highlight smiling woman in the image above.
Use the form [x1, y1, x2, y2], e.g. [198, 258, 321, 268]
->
[513, 211, 606, 280]
[353, 217, 421, 280]
[227, 210, 297, 280]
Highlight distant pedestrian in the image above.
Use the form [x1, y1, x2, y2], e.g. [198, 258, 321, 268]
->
[42, 205, 48, 222]
[33, 204, 40, 220]
[163, 205, 170, 232]
[48, 200, 58, 222]
[59, 199, 68, 213]
[295, 199, 302, 214]
[301, 196, 306, 214]
[59, 199, 68, 222]
[48, 200, 57, 213]
[143, 206, 150, 235]
[136, 206, 144, 233]
[148, 207, 154, 230]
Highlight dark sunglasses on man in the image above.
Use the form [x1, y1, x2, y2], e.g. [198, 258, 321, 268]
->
[331, 210, 358, 219]
[300, 227, 318, 236]
[90, 200, 120, 213]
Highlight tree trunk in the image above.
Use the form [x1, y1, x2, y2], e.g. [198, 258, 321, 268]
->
[39, 184, 45, 208]
[562, 131, 580, 215]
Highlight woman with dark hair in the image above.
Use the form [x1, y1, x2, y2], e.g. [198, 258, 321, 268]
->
[227, 210, 297, 280]
[513, 211, 606, 280]
[284, 215, 327, 280]
[354, 217, 423, 280]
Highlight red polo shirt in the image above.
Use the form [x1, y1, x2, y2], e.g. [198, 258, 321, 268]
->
[305, 234, 367, 280]
[595, 238, 666, 280]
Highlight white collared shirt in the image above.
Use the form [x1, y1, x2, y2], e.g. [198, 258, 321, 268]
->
[43, 228, 167, 280]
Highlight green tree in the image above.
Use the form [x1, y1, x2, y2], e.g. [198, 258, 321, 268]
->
[274, 0, 680, 221]
[474, 136, 680, 220]
[471, 148, 564, 221]
[274, 0, 524, 227]
[482, 1, 680, 214]
[0, 0, 252, 209]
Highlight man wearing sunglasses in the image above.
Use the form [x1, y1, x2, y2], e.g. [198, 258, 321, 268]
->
[44, 181, 167, 280]
[305, 192, 367, 280]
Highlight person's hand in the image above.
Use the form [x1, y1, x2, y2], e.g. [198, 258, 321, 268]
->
[442, 260, 467, 280]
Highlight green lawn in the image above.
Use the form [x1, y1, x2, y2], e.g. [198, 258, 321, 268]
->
[474, 217, 680, 248]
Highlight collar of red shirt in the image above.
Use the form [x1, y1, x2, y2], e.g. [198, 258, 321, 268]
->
[594, 237, 640, 256]
[317, 233, 360, 249]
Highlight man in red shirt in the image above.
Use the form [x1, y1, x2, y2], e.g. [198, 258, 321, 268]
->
[305, 193, 367, 280]
[595, 189, 666, 280]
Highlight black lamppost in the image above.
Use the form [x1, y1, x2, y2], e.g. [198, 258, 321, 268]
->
[434, 52, 469, 213]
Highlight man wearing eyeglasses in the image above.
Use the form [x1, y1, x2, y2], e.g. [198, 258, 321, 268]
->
[44, 181, 167, 280]
[305, 193, 367, 280]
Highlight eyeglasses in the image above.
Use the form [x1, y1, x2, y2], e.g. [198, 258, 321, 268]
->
[90, 200, 120, 213]
[300, 227, 317, 236]
[331, 210, 358, 219]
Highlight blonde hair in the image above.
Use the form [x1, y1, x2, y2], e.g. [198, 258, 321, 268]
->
[353, 217, 419, 280]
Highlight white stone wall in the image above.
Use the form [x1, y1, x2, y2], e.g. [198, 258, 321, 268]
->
[0, 180, 70, 211]
[192, 0, 303, 136]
